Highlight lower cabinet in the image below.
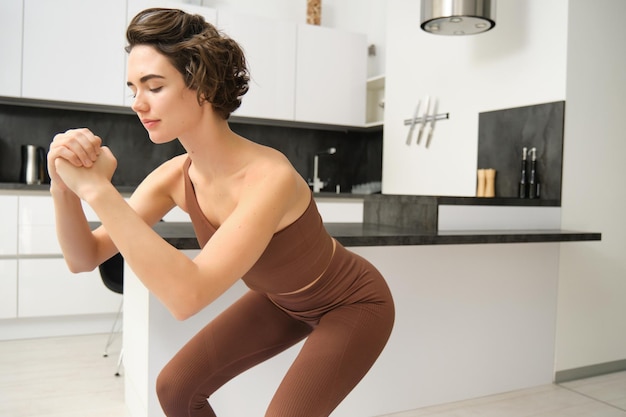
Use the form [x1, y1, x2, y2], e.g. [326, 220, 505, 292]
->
[0, 260, 18, 319]
[18, 258, 121, 318]
[0, 195, 18, 255]
[0, 193, 123, 339]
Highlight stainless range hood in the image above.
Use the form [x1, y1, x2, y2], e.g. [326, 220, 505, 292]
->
[421, 0, 496, 36]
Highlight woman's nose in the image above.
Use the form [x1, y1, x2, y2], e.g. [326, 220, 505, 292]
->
[131, 93, 148, 113]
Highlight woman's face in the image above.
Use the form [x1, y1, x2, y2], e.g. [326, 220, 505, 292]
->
[126, 45, 204, 144]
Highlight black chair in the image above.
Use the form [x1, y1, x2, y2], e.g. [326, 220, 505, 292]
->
[98, 252, 124, 376]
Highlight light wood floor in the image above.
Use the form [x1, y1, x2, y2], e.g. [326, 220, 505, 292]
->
[1, 333, 625, 417]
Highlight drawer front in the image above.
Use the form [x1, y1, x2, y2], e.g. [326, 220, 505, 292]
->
[0, 259, 18, 319]
[0, 196, 18, 255]
[18, 258, 121, 317]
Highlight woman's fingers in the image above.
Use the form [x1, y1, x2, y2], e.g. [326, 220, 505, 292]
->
[50, 128, 102, 167]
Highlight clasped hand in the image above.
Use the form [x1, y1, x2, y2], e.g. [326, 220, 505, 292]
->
[48, 128, 117, 200]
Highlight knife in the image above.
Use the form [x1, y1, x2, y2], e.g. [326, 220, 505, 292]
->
[425, 98, 438, 148]
[405, 99, 422, 145]
[416, 96, 430, 145]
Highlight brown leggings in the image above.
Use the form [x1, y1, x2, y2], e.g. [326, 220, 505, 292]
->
[156, 244, 395, 416]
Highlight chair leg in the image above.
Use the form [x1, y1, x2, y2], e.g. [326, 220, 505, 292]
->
[103, 298, 123, 357]
[115, 348, 124, 377]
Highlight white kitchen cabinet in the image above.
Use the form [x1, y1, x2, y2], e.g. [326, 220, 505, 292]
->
[18, 195, 113, 255]
[217, 10, 297, 121]
[0, 196, 18, 255]
[295, 24, 367, 127]
[16, 194, 122, 318]
[18, 258, 121, 317]
[18, 195, 60, 255]
[127, 0, 216, 24]
[22, 0, 127, 106]
[0, 0, 23, 97]
[0, 260, 18, 319]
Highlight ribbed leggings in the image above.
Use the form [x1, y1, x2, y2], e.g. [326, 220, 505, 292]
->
[156, 244, 395, 416]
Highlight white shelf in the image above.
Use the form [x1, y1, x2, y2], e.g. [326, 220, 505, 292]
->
[367, 74, 385, 90]
[366, 74, 385, 125]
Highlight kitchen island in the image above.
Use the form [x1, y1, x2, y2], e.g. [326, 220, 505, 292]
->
[123, 219, 600, 417]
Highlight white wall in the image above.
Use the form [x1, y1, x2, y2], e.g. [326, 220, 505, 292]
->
[555, 0, 626, 373]
[383, 0, 568, 196]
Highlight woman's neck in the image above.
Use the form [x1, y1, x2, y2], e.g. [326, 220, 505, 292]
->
[181, 117, 251, 181]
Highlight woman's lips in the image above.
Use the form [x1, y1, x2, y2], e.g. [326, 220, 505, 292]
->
[141, 119, 160, 129]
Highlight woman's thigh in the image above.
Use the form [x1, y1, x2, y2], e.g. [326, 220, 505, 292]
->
[267, 291, 395, 417]
[157, 290, 312, 417]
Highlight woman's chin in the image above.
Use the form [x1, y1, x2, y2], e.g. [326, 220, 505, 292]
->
[147, 133, 174, 145]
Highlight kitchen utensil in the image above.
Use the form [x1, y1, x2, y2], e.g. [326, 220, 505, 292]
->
[425, 98, 439, 148]
[20, 145, 46, 185]
[405, 100, 422, 145]
[416, 96, 431, 145]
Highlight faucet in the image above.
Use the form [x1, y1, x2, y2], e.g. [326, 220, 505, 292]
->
[309, 147, 336, 192]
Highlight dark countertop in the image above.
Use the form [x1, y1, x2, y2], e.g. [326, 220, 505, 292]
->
[0, 183, 368, 198]
[9, 184, 600, 247]
[153, 222, 601, 249]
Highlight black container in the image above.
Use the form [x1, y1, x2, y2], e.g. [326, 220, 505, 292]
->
[528, 147, 540, 199]
[518, 147, 528, 198]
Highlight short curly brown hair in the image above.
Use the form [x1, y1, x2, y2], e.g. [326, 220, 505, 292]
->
[126, 8, 249, 120]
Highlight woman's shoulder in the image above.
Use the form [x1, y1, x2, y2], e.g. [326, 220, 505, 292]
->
[253, 143, 293, 170]
[134, 153, 188, 197]
[243, 145, 309, 208]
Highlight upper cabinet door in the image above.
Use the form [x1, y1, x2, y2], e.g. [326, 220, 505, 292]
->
[0, 0, 23, 98]
[127, 0, 216, 24]
[22, 0, 127, 106]
[295, 24, 367, 127]
[217, 10, 297, 122]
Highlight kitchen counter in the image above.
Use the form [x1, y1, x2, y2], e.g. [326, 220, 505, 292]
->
[125, 220, 600, 417]
[120, 199, 601, 417]
[5, 184, 599, 246]
[153, 221, 601, 248]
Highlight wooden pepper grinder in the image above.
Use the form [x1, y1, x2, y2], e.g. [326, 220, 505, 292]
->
[476, 169, 486, 197]
[484, 168, 496, 197]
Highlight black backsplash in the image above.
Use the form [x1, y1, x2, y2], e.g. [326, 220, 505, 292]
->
[477, 101, 564, 201]
[0, 103, 382, 191]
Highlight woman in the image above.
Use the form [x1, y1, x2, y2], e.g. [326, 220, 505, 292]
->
[48, 8, 394, 417]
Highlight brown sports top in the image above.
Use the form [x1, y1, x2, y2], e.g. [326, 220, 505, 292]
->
[182, 157, 335, 294]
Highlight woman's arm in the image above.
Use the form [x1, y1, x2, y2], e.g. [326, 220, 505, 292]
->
[48, 128, 179, 273]
[56, 150, 300, 320]
[51, 186, 106, 272]
[48, 128, 108, 272]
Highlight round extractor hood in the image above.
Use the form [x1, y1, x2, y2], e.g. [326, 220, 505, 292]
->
[421, 0, 496, 36]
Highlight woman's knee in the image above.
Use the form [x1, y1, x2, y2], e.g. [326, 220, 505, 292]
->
[156, 365, 182, 415]
[156, 360, 217, 416]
